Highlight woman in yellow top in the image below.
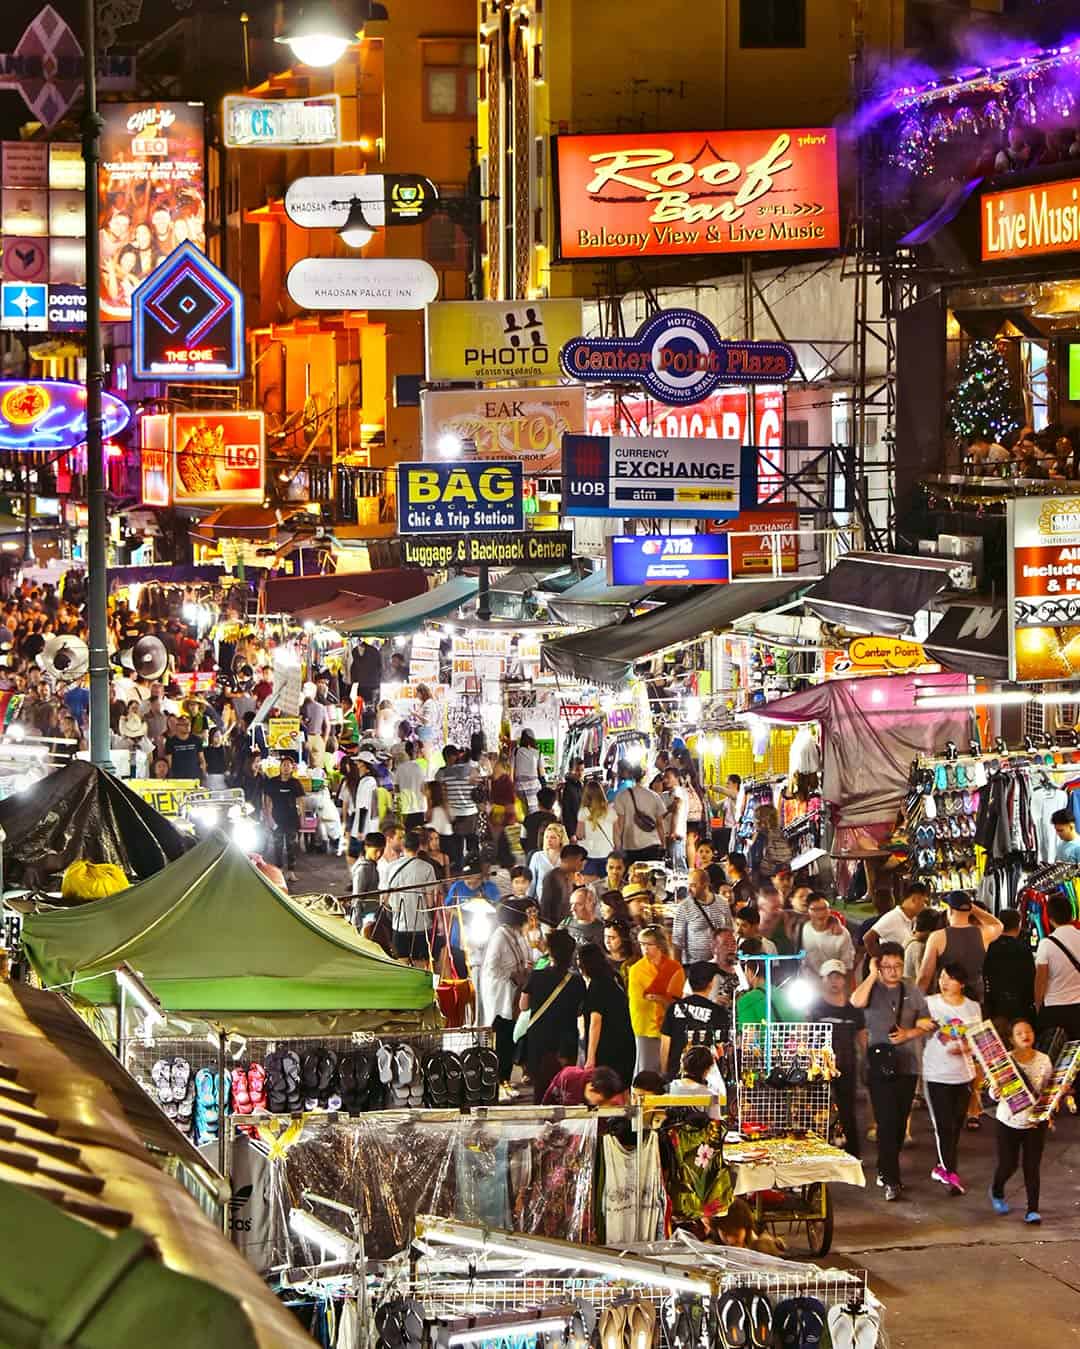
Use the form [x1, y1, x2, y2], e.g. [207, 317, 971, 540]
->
[627, 925, 684, 1077]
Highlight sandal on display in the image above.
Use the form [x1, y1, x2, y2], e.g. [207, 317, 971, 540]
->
[423, 1053, 449, 1107]
[170, 1057, 191, 1100]
[441, 1051, 465, 1107]
[231, 1067, 253, 1114]
[627, 1301, 656, 1349]
[151, 1059, 173, 1103]
[246, 1062, 267, 1112]
[377, 1043, 394, 1085]
[715, 1293, 748, 1349]
[394, 1045, 416, 1086]
[744, 1292, 772, 1349]
[598, 1305, 626, 1349]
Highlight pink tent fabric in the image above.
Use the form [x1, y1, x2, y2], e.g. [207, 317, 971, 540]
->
[754, 673, 969, 827]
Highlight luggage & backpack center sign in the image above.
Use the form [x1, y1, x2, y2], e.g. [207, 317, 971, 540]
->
[560, 309, 795, 407]
[397, 461, 523, 535]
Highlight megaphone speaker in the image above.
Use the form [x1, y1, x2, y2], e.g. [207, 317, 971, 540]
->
[130, 634, 169, 681]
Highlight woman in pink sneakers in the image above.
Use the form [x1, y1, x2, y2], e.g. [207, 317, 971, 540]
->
[923, 962, 982, 1195]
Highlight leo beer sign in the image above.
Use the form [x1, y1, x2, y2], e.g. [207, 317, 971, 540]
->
[553, 128, 840, 259]
[172, 411, 265, 505]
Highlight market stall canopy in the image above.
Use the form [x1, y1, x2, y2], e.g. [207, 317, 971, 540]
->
[545, 565, 655, 629]
[292, 590, 386, 626]
[190, 504, 313, 543]
[0, 762, 188, 889]
[541, 580, 802, 686]
[21, 834, 437, 1034]
[924, 602, 1008, 680]
[731, 609, 825, 647]
[263, 567, 427, 613]
[332, 575, 480, 637]
[801, 552, 959, 637]
[750, 672, 968, 827]
[0, 981, 315, 1349]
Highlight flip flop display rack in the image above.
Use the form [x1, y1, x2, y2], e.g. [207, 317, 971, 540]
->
[128, 1027, 496, 1143]
[343, 1228, 883, 1349]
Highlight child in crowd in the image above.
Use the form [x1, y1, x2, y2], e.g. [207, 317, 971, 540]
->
[989, 1018, 1054, 1224]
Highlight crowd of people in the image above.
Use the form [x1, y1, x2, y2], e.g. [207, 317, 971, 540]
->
[0, 576, 1073, 1227]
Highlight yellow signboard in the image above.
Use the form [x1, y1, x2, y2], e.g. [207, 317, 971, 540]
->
[268, 716, 302, 750]
[425, 298, 584, 383]
[128, 779, 201, 817]
[826, 637, 934, 675]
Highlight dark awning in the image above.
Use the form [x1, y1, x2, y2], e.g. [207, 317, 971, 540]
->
[541, 579, 802, 685]
[925, 602, 1008, 679]
[802, 552, 957, 637]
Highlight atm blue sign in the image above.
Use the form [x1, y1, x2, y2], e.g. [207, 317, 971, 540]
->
[608, 534, 731, 586]
[397, 460, 524, 535]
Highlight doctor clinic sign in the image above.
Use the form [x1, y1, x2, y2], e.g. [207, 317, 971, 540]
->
[552, 128, 839, 259]
[397, 461, 523, 535]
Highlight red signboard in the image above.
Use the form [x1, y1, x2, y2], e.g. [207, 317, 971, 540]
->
[171, 411, 264, 505]
[553, 128, 840, 260]
[982, 178, 1080, 262]
[139, 413, 170, 507]
[707, 507, 799, 575]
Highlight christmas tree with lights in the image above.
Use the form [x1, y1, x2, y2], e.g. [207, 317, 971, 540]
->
[947, 338, 1022, 444]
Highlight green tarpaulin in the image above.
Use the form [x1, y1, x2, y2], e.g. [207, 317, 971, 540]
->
[22, 834, 435, 1033]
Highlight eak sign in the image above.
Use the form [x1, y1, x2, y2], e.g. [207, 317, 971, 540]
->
[560, 310, 796, 407]
[132, 242, 244, 382]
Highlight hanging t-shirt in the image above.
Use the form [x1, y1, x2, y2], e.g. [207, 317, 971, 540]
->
[922, 993, 981, 1085]
[1030, 782, 1069, 864]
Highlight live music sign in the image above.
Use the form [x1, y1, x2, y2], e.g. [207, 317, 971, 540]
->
[981, 177, 1080, 261]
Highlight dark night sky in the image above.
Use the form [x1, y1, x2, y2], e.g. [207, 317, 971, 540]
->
[0, 0, 279, 139]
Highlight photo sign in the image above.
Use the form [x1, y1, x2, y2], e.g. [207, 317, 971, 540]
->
[552, 128, 840, 260]
[420, 385, 585, 474]
[396, 460, 523, 535]
[425, 298, 584, 382]
[561, 309, 795, 406]
[1007, 496, 1080, 682]
[562, 433, 749, 519]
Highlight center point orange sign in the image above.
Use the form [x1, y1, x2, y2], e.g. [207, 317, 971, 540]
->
[553, 128, 840, 260]
[981, 178, 1080, 261]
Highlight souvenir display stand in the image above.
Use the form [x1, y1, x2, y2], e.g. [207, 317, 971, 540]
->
[729, 1018, 862, 1256]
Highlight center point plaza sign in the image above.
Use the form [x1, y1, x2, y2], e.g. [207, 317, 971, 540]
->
[396, 461, 524, 535]
[552, 128, 840, 260]
[560, 309, 795, 407]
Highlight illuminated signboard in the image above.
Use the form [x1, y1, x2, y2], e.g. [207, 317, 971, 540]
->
[223, 94, 341, 148]
[140, 413, 170, 507]
[982, 177, 1080, 262]
[552, 127, 841, 260]
[0, 379, 130, 450]
[98, 101, 206, 322]
[172, 411, 264, 505]
[132, 242, 244, 381]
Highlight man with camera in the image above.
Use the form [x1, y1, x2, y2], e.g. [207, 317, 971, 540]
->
[850, 942, 934, 1201]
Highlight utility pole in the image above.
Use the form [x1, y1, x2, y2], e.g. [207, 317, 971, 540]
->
[82, 0, 111, 767]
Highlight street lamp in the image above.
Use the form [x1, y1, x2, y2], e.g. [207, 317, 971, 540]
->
[338, 199, 374, 248]
[275, 3, 360, 67]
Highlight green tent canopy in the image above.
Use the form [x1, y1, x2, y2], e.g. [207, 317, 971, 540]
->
[22, 834, 436, 1034]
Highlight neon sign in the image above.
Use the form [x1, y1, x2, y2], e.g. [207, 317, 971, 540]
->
[0, 380, 130, 450]
[132, 241, 244, 381]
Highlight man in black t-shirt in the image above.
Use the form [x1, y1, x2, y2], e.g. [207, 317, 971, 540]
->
[167, 715, 205, 782]
[808, 959, 867, 1158]
[264, 753, 306, 881]
[660, 962, 729, 1078]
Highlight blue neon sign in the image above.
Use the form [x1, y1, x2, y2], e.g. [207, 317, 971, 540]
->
[0, 380, 130, 451]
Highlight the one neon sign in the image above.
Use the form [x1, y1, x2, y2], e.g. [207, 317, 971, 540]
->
[0, 380, 130, 450]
